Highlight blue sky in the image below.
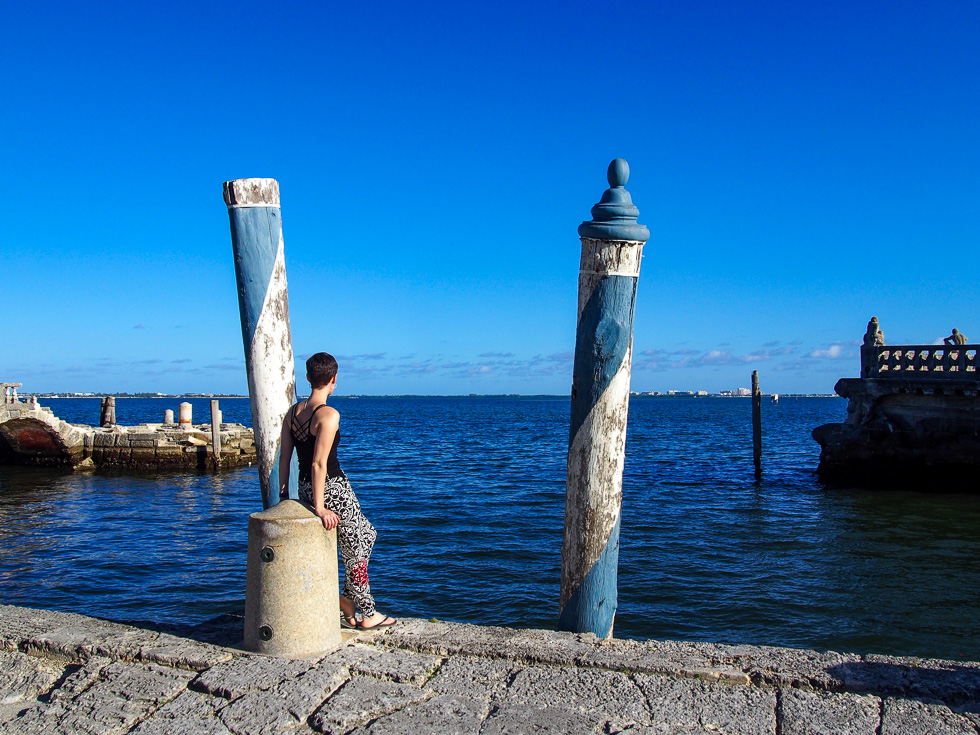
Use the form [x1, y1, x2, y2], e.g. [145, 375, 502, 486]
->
[2, 1, 977, 395]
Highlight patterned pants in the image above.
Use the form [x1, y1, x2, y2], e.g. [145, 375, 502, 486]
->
[299, 475, 378, 617]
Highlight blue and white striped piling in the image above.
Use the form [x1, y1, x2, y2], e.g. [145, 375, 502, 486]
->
[223, 178, 299, 509]
[559, 158, 649, 638]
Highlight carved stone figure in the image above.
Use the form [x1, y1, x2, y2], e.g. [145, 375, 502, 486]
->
[944, 328, 967, 346]
[864, 317, 885, 347]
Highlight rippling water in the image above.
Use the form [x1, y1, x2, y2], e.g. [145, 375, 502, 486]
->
[2, 395, 980, 661]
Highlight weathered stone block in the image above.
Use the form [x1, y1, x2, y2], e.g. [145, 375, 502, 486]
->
[779, 689, 880, 735]
[347, 693, 490, 735]
[497, 665, 649, 723]
[349, 647, 443, 685]
[881, 697, 976, 734]
[427, 654, 516, 698]
[191, 655, 315, 699]
[633, 674, 776, 735]
[309, 677, 431, 733]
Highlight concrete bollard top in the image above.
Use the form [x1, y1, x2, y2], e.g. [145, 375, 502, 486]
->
[250, 498, 319, 525]
[223, 178, 280, 208]
[578, 158, 650, 243]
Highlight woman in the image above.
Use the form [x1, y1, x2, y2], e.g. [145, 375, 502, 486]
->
[278, 352, 395, 629]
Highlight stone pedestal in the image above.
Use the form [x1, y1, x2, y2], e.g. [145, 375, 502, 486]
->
[244, 500, 341, 657]
[178, 402, 192, 427]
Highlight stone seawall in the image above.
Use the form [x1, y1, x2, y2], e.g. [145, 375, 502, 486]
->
[2, 604, 980, 733]
[813, 376, 980, 486]
[0, 401, 256, 470]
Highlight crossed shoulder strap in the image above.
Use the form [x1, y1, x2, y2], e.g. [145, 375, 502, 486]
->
[291, 403, 328, 442]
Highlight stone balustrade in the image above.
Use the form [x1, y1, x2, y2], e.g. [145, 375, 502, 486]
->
[861, 344, 978, 379]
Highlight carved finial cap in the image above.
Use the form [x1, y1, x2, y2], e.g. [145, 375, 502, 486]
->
[579, 158, 649, 242]
[223, 178, 280, 207]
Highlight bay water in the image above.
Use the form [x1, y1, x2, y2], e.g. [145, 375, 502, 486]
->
[2, 396, 979, 661]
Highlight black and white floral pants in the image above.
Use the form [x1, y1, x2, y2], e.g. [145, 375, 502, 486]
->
[299, 474, 378, 617]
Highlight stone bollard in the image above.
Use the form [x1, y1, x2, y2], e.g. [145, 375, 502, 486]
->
[164, 409, 174, 425]
[100, 397, 116, 426]
[179, 402, 192, 427]
[560, 158, 649, 639]
[244, 500, 341, 657]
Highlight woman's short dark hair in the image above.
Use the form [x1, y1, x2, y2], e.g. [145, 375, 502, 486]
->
[306, 352, 338, 388]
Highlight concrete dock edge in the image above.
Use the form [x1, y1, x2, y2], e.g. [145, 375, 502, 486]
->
[1, 604, 979, 733]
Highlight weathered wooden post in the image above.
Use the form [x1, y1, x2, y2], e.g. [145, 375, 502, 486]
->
[100, 397, 116, 427]
[559, 158, 649, 638]
[223, 178, 299, 508]
[210, 399, 222, 469]
[752, 371, 762, 479]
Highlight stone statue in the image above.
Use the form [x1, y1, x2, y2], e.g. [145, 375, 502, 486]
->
[944, 328, 967, 346]
[864, 317, 885, 347]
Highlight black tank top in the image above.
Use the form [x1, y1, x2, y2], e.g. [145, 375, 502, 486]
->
[289, 403, 344, 482]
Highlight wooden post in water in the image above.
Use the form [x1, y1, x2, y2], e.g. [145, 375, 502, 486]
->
[223, 178, 299, 508]
[100, 397, 116, 427]
[210, 399, 222, 469]
[560, 158, 649, 639]
[752, 370, 762, 479]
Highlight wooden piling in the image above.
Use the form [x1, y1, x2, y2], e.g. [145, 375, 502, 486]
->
[559, 159, 650, 639]
[752, 370, 762, 479]
[210, 399, 222, 469]
[223, 178, 299, 508]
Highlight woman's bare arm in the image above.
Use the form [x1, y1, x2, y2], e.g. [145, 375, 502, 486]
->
[310, 406, 341, 530]
[278, 406, 297, 500]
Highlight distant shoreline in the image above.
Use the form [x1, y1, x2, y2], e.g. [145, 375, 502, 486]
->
[33, 393, 840, 399]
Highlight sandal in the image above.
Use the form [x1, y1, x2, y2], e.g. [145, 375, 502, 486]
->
[359, 615, 396, 630]
[340, 616, 359, 630]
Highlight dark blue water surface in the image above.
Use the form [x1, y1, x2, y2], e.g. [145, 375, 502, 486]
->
[3, 396, 980, 661]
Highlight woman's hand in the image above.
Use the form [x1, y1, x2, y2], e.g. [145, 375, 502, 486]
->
[315, 507, 339, 530]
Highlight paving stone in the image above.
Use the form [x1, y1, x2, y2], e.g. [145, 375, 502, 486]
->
[778, 689, 881, 735]
[8, 659, 194, 735]
[607, 725, 717, 734]
[479, 703, 605, 734]
[191, 654, 315, 699]
[143, 688, 228, 719]
[498, 665, 650, 723]
[21, 621, 156, 664]
[347, 693, 490, 734]
[131, 711, 235, 735]
[907, 661, 980, 704]
[350, 646, 444, 685]
[634, 673, 776, 735]
[578, 639, 751, 685]
[382, 619, 594, 666]
[0, 604, 157, 663]
[427, 655, 517, 697]
[320, 642, 384, 668]
[0, 649, 66, 704]
[309, 676, 432, 734]
[46, 656, 112, 702]
[723, 644, 863, 691]
[219, 663, 348, 735]
[881, 697, 977, 735]
[832, 657, 911, 697]
[0, 605, 70, 652]
[138, 632, 236, 671]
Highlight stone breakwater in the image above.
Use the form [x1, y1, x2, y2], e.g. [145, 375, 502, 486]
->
[2, 605, 980, 733]
[0, 400, 256, 469]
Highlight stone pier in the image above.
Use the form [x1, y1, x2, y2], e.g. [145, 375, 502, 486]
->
[0, 399, 256, 470]
[813, 320, 980, 487]
[2, 604, 980, 734]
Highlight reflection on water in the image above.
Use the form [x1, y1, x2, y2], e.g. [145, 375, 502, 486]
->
[2, 396, 980, 660]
